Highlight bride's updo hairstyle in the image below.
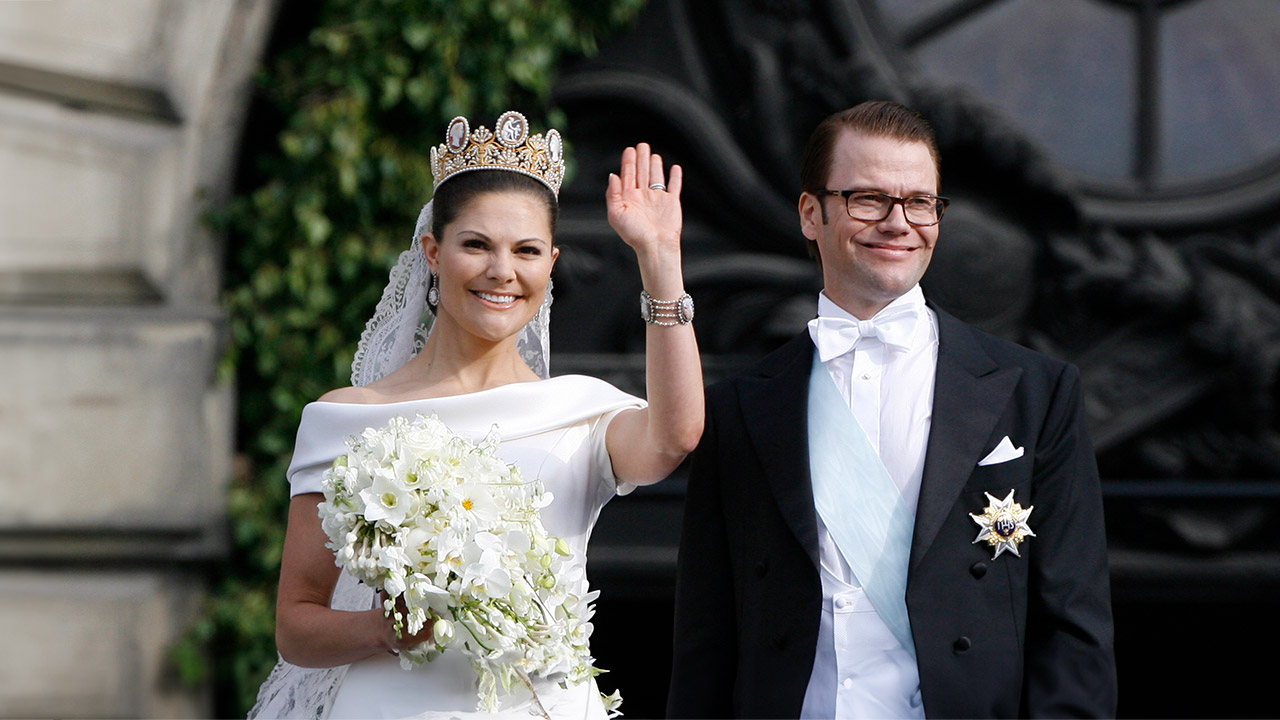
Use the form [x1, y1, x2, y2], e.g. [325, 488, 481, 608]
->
[429, 169, 559, 240]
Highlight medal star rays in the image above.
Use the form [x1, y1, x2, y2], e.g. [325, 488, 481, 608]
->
[969, 489, 1035, 559]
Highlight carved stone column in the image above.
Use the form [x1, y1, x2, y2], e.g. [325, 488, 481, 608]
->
[0, 1, 277, 715]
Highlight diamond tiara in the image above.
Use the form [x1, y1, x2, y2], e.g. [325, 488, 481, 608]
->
[429, 111, 565, 196]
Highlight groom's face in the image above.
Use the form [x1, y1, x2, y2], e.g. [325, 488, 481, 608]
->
[799, 130, 940, 319]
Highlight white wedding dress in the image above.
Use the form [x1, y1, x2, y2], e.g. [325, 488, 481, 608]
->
[249, 375, 644, 720]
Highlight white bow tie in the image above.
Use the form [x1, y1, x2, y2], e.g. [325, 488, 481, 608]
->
[807, 304, 920, 361]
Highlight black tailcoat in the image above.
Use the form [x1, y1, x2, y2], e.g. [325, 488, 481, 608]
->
[667, 306, 1117, 718]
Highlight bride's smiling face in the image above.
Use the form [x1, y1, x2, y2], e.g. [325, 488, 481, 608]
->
[424, 191, 558, 345]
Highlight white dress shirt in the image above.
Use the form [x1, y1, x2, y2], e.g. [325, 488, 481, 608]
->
[801, 285, 938, 719]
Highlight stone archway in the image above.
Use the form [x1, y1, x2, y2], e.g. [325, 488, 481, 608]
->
[0, 1, 277, 716]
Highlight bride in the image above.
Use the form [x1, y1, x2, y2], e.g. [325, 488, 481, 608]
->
[249, 111, 702, 718]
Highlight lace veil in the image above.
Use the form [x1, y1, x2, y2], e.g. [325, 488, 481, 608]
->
[348, 201, 553, 386]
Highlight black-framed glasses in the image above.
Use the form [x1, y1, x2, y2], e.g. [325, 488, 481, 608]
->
[817, 189, 950, 226]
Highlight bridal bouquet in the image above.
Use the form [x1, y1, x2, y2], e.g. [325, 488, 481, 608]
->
[317, 414, 618, 716]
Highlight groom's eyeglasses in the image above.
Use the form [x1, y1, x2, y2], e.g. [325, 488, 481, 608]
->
[817, 189, 950, 227]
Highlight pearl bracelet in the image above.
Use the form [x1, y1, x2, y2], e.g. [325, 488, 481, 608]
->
[640, 290, 695, 326]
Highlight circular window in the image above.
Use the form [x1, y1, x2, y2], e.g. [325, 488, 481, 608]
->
[874, 0, 1280, 225]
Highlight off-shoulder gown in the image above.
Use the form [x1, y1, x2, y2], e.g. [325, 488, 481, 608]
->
[249, 375, 645, 719]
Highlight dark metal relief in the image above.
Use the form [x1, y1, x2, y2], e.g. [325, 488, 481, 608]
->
[548, 0, 1280, 555]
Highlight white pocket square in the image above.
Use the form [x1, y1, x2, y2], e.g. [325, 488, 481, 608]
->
[978, 436, 1024, 466]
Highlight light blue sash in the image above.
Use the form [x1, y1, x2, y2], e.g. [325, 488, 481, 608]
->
[807, 352, 917, 657]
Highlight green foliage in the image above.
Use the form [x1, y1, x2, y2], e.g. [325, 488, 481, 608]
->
[195, 0, 645, 714]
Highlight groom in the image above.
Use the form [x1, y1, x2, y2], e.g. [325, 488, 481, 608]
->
[667, 101, 1116, 718]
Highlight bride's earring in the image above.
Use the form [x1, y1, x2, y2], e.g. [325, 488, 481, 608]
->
[427, 271, 439, 308]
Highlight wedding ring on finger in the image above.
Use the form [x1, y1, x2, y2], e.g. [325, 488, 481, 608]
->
[649, 183, 667, 191]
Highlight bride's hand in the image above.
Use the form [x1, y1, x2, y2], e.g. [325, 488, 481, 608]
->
[606, 143, 684, 257]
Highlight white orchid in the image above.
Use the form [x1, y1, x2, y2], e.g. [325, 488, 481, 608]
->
[317, 413, 613, 717]
[601, 688, 624, 718]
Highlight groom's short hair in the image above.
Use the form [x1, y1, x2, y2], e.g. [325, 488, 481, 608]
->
[800, 100, 941, 196]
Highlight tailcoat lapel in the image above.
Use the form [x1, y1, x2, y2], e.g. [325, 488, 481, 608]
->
[737, 333, 821, 568]
[730, 314, 1023, 574]
[909, 307, 1022, 573]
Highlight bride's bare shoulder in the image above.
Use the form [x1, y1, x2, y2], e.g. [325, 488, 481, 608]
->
[315, 385, 391, 405]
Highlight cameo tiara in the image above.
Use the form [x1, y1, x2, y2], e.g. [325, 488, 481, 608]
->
[430, 111, 565, 196]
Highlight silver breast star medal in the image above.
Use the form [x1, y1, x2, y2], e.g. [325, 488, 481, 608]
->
[970, 490, 1035, 559]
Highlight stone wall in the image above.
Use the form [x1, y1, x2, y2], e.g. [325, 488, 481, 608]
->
[0, 1, 277, 715]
